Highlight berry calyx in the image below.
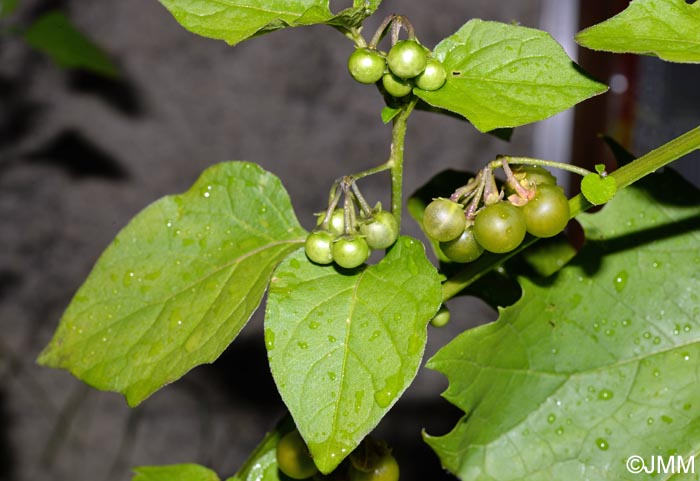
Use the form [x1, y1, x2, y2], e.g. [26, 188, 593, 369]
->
[348, 48, 386, 84]
[386, 40, 428, 79]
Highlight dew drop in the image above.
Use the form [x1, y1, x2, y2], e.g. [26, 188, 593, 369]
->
[370, 330, 381, 341]
[596, 438, 609, 451]
[297, 341, 308, 350]
[328, 372, 337, 381]
[604, 329, 615, 337]
[547, 414, 556, 424]
[555, 427, 564, 435]
[684, 324, 692, 333]
[661, 415, 673, 424]
[647, 417, 655, 425]
[613, 271, 628, 292]
[309, 321, 320, 330]
[622, 319, 632, 327]
[598, 389, 614, 401]
[653, 369, 660, 377]
[652, 336, 661, 345]
[643, 331, 652, 339]
[264, 329, 275, 350]
[328, 335, 337, 343]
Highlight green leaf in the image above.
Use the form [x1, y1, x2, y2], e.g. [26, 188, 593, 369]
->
[265, 237, 442, 473]
[380, 106, 401, 124]
[38, 162, 306, 406]
[414, 19, 607, 132]
[158, 0, 381, 46]
[24, 11, 118, 77]
[0, 0, 19, 18]
[132, 464, 220, 481]
[426, 169, 700, 480]
[576, 0, 700, 63]
[581, 172, 617, 205]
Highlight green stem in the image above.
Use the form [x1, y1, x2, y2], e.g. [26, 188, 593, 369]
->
[491, 156, 593, 178]
[389, 97, 418, 229]
[442, 125, 700, 302]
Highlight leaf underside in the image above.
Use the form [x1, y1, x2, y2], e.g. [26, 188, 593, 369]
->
[415, 19, 607, 132]
[158, 0, 381, 46]
[265, 237, 442, 473]
[426, 169, 700, 480]
[576, 0, 700, 63]
[39, 161, 306, 406]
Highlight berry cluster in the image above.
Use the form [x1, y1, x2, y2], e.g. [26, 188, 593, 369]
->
[276, 429, 400, 481]
[423, 163, 570, 263]
[348, 39, 447, 97]
[305, 179, 399, 269]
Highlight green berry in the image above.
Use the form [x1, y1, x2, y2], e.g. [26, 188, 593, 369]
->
[387, 40, 428, 79]
[382, 73, 413, 98]
[415, 58, 446, 91]
[348, 48, 386, 84]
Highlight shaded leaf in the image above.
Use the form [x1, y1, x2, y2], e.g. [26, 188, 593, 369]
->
[132, 464, 220, 481]
[427, 169, 700, 480]
[415, 19, 607, 132]
[24, 11, 118, 77]
[39, 162, 306, 406]
[158, 0, 381, 46]
[520, 233, 577, 277]
[265, 237, 442, 473]
[0, 0, 18, 18]
[576, 0, 700, 63]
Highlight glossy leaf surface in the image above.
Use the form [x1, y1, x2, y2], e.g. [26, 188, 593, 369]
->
[427, 170, 700, 480]
[415, 19, 607, 132]
[39, 162, 306, 406]
[158, 0, 381, 46]
[266, 237, 442, 473]
[576, 0, 700, 63]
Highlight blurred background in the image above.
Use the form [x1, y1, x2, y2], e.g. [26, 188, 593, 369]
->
[0, 1, 698, 480]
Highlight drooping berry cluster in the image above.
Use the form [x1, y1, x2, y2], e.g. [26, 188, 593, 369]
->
[423, 163, 571, 264]
[347, 16, 447, 98]
[305, 178, 399, 269]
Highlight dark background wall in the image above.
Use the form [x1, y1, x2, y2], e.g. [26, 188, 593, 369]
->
[0, 1, 697, 481]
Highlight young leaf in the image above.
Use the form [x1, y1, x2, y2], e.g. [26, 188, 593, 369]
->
[38, 162, 306, 406]
[265, 237, 442, 473]
[24, 11, 118, 77]
[158, 0, 381, 46]
[380, 106, 401, 124]
[132, 464, 220, 481]
[581, 172, 617, 205]
[576, 0, 700, 64]
[414, 19, 607, 132]
[426, 169, 700, 481]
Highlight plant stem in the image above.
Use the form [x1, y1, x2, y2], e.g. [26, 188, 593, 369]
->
[389, 97, 418, 229]
[491, 156, 593, 178]
[442, 125, 700, 302]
